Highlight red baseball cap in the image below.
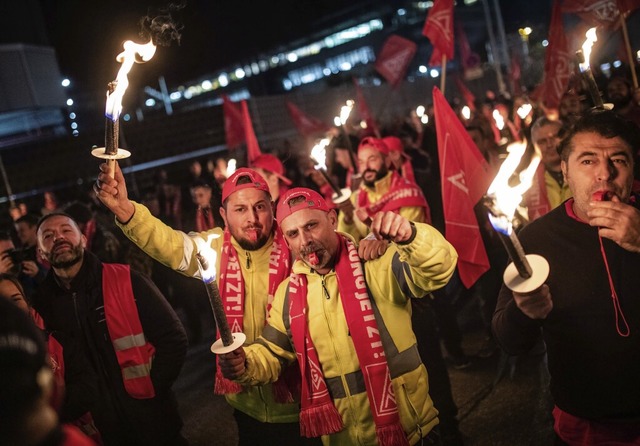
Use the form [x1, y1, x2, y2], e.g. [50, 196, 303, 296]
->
[251, 154, 292, 186]
[221, 168, 271, 202]
[357, 137, 389, 156]
[276, 187, 331, 225]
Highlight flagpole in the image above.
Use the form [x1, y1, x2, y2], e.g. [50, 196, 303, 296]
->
[441, 55, 447, 93]
[481, 0, 507, 95]
[0, 154, 15, 208]
[619, 12, 639, 89]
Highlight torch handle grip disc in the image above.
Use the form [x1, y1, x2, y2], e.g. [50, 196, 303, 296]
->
[91, 147, 132, 160]
[332, 188, 352, 205]
[503, 254, 549, 294]
[92, 147, 131, 179]
[210, 332, 246, 355]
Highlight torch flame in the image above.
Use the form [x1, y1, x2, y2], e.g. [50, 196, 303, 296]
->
[486, 141, 541, 234]
[516, 103, 532, 119]
[226, 158, 237, 178]
[579, 27, 598, 73]
[339, 100, 354, 125]
[194, 233, 221, 282]
[492, 109, 505, 131]
[105, 40, 157, 121]
[310, 138, 331, 170]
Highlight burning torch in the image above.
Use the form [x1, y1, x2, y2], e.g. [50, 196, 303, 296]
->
[194, 235, 246, 354]
[575, 27, 610, 110]
[92, 40, 157, 177]
[310, 138, 352, 205]
[485, 141, 549, 293]
[333, 100, 359, 179]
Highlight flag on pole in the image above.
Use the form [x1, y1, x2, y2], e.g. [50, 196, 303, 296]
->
[241, 100, 262, 164]
[374, 34, 418, 88]
[561, 0, 640, 27]
[222, 95, 245, 149]
[285, 101, 330, 136]
[353, 78, 380, 137]
[433, 86, 491, 288]
[456, 22, 482, 79]
[422, 0, 455, 66]
[618, 0, 640, 15]
[510, 55, 522, 95]
[453, 75, 476, 111]
[534, 0, 573, 110]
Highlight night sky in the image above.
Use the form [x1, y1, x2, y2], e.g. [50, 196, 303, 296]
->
[2, 0, 553, 97]
[36, 0, 368, 94]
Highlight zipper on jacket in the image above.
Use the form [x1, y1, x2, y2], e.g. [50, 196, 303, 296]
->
[402, 383, 423, 440]
[321, 276, 330, 299]
[71, 292, 82, 329]
[245, 251, 251, 269]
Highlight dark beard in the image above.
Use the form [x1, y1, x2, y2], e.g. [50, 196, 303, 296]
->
[48, 244, 84, 269]
[236, 233, 269, 251]
[363, 165, 388, 188]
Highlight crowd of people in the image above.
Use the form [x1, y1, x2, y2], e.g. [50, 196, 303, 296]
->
[1, 66, 640, 446]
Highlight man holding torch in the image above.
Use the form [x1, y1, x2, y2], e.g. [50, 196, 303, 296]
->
[492, 110, 640, 444]
[95, 164, 318, 445]
[218, 187, 458, 445]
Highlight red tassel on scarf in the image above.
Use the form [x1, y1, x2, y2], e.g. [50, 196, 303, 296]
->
[214, 364, 243, 394]
[299, 402, 344, 438]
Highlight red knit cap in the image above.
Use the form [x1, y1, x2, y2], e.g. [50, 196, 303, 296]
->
[276, 188, 331, 225]
[221, 168, 270, 202]
[357, 136, 390, 156]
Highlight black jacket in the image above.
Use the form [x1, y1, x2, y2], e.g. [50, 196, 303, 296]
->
[32, 251, 188, 445]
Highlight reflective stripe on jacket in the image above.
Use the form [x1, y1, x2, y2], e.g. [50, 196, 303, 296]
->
[102, 264, 155, 399]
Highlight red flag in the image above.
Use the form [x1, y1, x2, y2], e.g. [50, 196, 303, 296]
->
[618, 0, 640, 15]
[510, 55, 522, 95]
[560, 0, 640, 26]
[374, 34, 417, 88]
[537, 0, 573, 110]
[241, 100, 262, 164]
[422, 0, 455, 66]
[285, 101, 330, 137]
[222, 95, 245, 149]
[433, 86, 491, 288]
[456, 22, 482, 79]
[353, 78, 380, 137]
[453, 75, 476, 111]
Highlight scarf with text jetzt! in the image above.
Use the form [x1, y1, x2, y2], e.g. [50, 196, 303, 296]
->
[288, 236, 408, 445]
[214, 226, 293, 397]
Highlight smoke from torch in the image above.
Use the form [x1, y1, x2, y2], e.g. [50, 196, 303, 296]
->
[94, 3, 185, 177]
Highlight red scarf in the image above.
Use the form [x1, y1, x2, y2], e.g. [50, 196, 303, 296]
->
[196, 207, 215, 232]
[214, 227, 293, 397]
[358, 171, 431, 224]
[399, 159, 416, 185]
[288, 236, 408, 445]
[524, 165, 552, 221]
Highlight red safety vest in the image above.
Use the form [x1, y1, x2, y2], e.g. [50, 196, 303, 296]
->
[102, 264, 156, 399]
[31, 310, 103, 444]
